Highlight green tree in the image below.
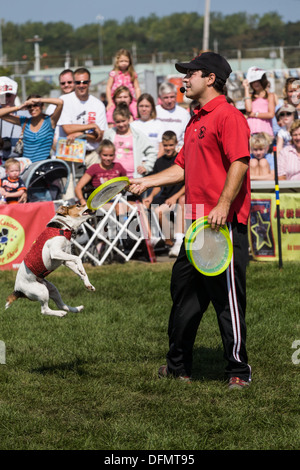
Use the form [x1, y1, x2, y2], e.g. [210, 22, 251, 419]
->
[23, 79, 55, 98]
[0, 13, 299, 67]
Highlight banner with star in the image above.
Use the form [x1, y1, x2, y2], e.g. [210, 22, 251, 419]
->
[249, 193, 300, 261]
[0, 202, 55, 271]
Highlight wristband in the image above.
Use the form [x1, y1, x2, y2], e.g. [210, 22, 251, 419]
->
[255, 112, 259, 117]
[244, 97, 251, 100]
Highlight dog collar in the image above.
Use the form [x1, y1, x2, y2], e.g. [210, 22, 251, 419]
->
[47, 220, 75, 237]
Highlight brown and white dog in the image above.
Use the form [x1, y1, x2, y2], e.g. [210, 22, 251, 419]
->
[5, 204, 95, 317]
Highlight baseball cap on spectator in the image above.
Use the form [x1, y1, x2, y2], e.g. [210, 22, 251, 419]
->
[175, 52, 232, 81]
[246, 67, 266, 84]
[275, 103, 296, 119]
[0, 77, 18, 95]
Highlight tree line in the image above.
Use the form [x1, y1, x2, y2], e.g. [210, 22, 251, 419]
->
[2, 11, 300, 69]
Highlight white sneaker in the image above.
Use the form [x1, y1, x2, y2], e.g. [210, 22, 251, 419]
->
[168, 242, 181, 258]
[150, 236, 162, 247]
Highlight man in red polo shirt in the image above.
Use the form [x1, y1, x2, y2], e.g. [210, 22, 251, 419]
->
[129, 52, 251, 390]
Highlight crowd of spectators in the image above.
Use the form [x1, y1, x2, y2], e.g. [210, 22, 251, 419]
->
[242, 66, 300, 181]
[0, 52, 300, 257]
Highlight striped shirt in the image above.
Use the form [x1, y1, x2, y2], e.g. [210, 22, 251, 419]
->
[19, 115, 54, 163]
[278, 144, 300, 180]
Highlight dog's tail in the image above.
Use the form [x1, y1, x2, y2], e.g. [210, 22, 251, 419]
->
[5, 291, 25, 310]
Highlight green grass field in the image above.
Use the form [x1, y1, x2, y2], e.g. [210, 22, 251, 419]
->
[0, 260, 299, 451]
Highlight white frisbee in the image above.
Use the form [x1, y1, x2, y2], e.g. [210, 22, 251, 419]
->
[185, 216, 233, 276]
[86, 176, 130, 210]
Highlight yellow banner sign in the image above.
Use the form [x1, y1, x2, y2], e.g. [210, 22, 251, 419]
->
[249, 193, 300, 261]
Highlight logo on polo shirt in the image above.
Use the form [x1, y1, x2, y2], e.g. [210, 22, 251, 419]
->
[198, 126, 206, 139]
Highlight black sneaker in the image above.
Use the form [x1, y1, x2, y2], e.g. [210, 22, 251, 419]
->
[158, 365, 192, 383]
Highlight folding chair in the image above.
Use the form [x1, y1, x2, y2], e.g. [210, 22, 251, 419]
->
[72, 193, 154, 265]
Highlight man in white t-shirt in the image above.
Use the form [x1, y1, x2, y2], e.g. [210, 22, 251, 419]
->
[156, 82, 190, 153]
[57, 68, 108, 199]
[58, 67, 108, 166]
[47, 69, 75, 115]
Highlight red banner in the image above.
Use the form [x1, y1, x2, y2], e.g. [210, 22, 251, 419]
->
[0, 202, 55, 270]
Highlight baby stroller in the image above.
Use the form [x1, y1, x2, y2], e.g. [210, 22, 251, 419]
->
[21, 159, 70, 202]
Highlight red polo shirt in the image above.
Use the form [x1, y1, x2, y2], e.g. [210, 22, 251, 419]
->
[175, 95, 250, 223]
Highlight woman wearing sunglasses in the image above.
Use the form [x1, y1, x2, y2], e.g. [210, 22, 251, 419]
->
[0, 94, 63, 163]
[276, 103, 296, 154]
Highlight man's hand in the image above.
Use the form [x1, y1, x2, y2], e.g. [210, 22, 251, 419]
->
[207, 198, 230, 231]
[66, 133, 78, 145]
[89, 124, 103, 142]
[129, 178, 151, 196]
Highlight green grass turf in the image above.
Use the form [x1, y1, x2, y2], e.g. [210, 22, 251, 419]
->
[0, 260, 299, 450]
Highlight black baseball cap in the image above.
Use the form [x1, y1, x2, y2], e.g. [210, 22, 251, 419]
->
[175, 52, 232, 81]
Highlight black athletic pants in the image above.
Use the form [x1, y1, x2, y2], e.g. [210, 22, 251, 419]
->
[166, 217, 251, 381]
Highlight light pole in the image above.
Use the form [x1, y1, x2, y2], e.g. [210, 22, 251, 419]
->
[0, 19, 3, 66]
[203, 0, 210, 51]
[25, 35, 42, 77]
[96, 15, 104, 66]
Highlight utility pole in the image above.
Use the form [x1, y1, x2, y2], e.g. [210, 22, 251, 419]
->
[202, 0, 211, 51]
[96, 15, 104, 66]
[65, 50, 71, 69]
[25, 35, 42, 77]
[0, 19, 3, 66]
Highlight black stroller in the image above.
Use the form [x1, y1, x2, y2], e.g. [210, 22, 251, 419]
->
[21, 159, 70, 202]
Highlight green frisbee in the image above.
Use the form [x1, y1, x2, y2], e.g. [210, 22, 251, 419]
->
[86, 176, 130, 210]
[185, 216, 233, 276]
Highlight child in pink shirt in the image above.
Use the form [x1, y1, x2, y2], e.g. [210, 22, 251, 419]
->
[75, 139, 126, 205]
[106, 49, 140, 112]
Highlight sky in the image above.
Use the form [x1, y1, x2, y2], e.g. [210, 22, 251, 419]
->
[0, 0, 299, 27]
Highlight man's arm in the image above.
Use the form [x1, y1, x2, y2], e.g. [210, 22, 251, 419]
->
[62, 123, 103, 142]
[208, 157, 249, 230]
[129, 164, 185, 196]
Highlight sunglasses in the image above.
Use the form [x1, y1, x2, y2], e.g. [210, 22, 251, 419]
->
[27, 103, 41, 110]
[60, 81, 74, 85]
[279, 112, 293, 117]
[74, 80, 90, 85]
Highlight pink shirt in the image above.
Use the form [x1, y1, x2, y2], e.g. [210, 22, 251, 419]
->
[109, 70, 137, 100]
[106, 101, 137, 126]
[247, 97, 274, 136]
[86, 162, 127, 187]
[278, 144, 300, 180]
[114, 133, 135, 179]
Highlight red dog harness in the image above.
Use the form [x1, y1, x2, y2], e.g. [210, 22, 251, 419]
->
[24, 227, 72, 278]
